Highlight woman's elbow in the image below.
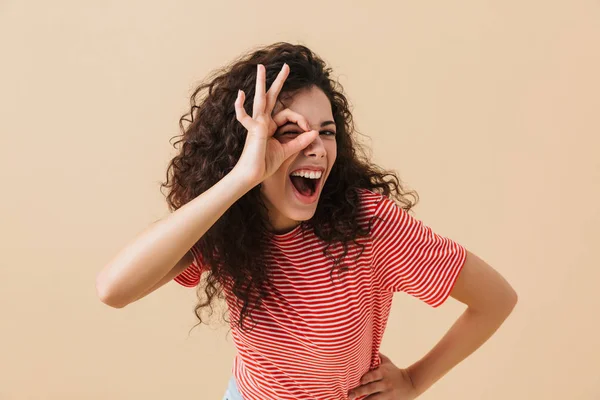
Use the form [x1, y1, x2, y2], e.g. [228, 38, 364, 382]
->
[488, 283, 518, 319]
[95, 272, 128, 309]
[504, 284, 519, 312]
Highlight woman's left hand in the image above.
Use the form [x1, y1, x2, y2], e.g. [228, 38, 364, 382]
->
[348, 352, 418, 400]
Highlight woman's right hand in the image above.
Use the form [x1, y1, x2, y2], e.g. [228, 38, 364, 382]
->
[232, 63, 319, 188]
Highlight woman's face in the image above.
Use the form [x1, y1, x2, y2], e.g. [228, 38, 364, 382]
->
[260, 86, 337, 234]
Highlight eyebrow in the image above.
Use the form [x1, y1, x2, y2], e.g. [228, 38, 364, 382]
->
[277, 120, 336, 130]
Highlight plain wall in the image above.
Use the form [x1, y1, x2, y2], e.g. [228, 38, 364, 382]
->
[1, 0, 599, 398]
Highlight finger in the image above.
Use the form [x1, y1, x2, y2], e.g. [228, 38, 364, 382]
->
[349, 381, 387, 400]
[360, 369, 383, 385]
[361, 393, 386, 400]
[272, 108, 311, 133]
[280, 130, 319, 160]
[265, 63, 289, 114]
[378, 353, 391, 364]
[252, 64, 266, 119]
[234, 90, 253, 129]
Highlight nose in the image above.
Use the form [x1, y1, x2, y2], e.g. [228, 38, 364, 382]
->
[303, 134, 326, 158]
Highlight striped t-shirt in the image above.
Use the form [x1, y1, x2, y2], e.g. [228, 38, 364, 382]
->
[174, 188, 467, 400]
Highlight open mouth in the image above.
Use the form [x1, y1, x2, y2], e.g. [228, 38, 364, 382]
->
[288, 170, 324, 204]
[288, 166, 326, 204]
[289, 175, 318, 197]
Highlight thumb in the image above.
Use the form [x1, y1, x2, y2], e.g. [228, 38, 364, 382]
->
[379, 352, 391, 363]
[281, 130, 319, 159]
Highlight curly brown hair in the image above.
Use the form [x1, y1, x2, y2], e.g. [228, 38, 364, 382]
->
[160, 41, 419, 334]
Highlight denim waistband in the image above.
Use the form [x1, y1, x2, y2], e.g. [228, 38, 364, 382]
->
[222, 374, 244, 400]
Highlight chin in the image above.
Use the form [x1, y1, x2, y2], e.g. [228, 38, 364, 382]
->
[283, 205, 318, 222]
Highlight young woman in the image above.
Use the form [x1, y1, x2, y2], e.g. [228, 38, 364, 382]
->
[96, 42, 518, 400]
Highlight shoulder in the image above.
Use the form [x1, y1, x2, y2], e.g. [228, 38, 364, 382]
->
[355, 187, 396, 218]
[355, 188, 416, 240]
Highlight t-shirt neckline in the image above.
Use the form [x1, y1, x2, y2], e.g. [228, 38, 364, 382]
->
[270, 223, 304, 242]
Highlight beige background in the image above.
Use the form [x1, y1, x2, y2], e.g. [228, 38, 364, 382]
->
[1, 0, 599, 399]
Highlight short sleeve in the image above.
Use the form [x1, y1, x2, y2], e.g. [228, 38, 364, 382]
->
[173, 244, 205, 288]
[370, 196, 467, 307]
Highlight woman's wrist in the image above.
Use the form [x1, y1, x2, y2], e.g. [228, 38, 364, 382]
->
[228, 167, 261, 192]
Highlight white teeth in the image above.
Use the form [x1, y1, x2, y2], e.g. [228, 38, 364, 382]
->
[290, 170, 322, 179]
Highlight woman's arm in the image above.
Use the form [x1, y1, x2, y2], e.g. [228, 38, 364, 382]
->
[407, 250, 518, 396]
[95, 170, 254, 308]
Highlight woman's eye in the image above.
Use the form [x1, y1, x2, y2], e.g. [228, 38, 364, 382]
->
[280, 130, 336, 136]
